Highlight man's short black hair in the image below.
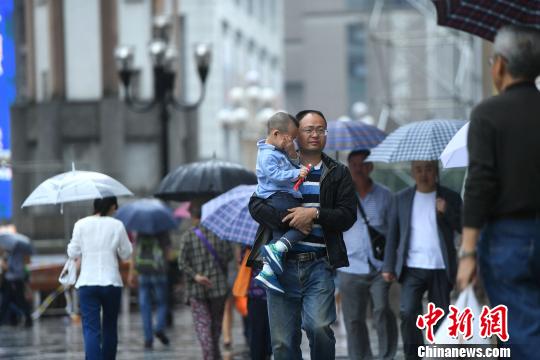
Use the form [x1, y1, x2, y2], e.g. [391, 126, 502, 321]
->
[295, 110, 328, 127]
[347, 149, 371, 163]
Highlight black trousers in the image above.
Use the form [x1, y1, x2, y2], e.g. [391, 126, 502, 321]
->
[399, 267, 451, 360]
[0, 279, 32, 325]
[246, 297, 272, 360]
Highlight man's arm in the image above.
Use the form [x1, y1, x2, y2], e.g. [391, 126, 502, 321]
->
[248, 195, 290, 231]
[382, 194, 399, 281]
[317, 167, 357, 232]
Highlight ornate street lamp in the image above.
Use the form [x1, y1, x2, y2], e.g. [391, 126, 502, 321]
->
[114, 16, 211, 178]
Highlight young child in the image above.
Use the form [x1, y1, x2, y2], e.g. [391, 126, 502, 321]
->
[254, 112, 309, 293]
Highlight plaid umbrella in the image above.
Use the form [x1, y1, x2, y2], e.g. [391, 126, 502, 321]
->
[326, 119, 386, 151]
[201, 185, 258, 245]
[366, 119, 466, 163]
[432, 0, 540, 41]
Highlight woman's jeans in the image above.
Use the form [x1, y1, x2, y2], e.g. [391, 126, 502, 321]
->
[479, 218, 540, 359]
[79, 286, 122, 360]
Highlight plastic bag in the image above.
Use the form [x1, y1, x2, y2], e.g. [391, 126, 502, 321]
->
[433, 285, 491, 345]
[58, 258, 77, 286]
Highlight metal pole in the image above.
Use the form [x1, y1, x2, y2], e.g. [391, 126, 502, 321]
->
[160, 100, 169, 178]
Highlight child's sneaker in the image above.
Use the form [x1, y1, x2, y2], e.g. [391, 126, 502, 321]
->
[262, 244, 284, 275]
[255, 271, 284, 294]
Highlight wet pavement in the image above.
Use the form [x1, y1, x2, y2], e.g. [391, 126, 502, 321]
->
[0, 304, 404, 359]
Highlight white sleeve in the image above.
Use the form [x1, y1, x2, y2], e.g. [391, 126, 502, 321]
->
[67, 222, 82, 259]
[116, 224, 133, 260]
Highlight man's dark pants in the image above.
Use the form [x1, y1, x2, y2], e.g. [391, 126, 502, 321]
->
[399, 267, 451, 360]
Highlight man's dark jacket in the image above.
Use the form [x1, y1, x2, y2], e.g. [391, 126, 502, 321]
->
[382, 185, 462, 284]
[247, 153, 357, 269]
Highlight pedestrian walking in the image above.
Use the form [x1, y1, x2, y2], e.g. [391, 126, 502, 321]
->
[382, 161, 462, 360]
[178, 202, 233, 360]
[128, 231, 171, 349]
[248, 110, 357, 360]
[457, 25, 540, 359]
[67, 197, 132, 360]
[338, 149, 397, 360]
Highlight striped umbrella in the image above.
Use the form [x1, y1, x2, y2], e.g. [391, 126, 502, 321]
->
[201, 185, 258, 245]
[432, 0, 540, 42]
[366, 119, 466, 163]
[326, 119, 386, 151]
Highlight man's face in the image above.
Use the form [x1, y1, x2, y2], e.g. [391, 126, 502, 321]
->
[297, 113, 327, 152]
[348, 154, 373, 185]
[411, 161, 438, 192]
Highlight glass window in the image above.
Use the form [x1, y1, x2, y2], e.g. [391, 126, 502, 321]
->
[347, 24, 367, 107]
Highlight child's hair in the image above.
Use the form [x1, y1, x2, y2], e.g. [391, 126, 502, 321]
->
[267, 111, 298, 135]
[93, 196, 118, 216]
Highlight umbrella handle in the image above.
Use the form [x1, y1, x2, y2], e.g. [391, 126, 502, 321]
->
[293, 164, 313, 191]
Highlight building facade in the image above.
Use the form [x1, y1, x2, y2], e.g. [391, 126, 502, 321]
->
[10, 0, 283, 242]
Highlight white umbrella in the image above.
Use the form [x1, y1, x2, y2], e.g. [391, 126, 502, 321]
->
[440, 122, 469, 168]
[22, 164, 133, 208]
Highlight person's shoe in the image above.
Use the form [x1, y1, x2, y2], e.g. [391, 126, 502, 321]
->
[262, 244, 284, 275]
[154, 330, 170, 345]
[144, 340, 153, 350]
[255, 271, 284, 294]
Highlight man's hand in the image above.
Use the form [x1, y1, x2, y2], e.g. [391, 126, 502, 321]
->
[382, 272, 396, 283]
[456, 256, 476, 291]
[194, 274, 212, 288]
[282, 207, 316, 235]
[127, 273, 137, 288]
[436, 198, 447, 214]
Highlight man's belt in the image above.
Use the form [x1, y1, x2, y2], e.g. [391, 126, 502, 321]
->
[285, 251, 327, 262]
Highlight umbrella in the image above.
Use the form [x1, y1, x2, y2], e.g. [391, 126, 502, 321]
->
[440, 122, 470, 168]
[326, 119, 386, 151]
[201, 185, 258, 246]
[22, 164, 133, 208]
[432, 0, 540, 42]
[174, 202, 191, 219]
[115, 199, 178, 234]
[0, 233, 33, 255]
[367, 119, 466, 163]
[155, 160, 257, 202]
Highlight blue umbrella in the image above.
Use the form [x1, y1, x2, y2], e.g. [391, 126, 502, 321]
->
[326, 119, 386, 151]
[201, 185, 258, 245]
[366, 119, 466, 163]
[0, 233, 33, 255]
[116, 199, 178, 234]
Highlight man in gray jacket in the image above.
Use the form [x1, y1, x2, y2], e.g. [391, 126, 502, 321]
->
[382, 161, 462, 360]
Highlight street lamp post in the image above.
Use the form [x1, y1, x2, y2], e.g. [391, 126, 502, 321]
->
[114, 16, 211, 178]
[218, 71, 277, 168]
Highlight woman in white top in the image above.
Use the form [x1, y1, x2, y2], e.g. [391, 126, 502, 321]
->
[67, 196, 132, 360]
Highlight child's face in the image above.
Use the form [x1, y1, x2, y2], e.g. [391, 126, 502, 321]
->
[272, 130, 293, 150]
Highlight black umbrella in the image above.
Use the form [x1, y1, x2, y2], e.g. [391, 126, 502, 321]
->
[155, 160, 257, 202]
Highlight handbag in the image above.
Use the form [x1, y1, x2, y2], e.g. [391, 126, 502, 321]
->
[58, 258, 77, 286]
[357, 200, 386, 261]
[232, 249, 252, 297]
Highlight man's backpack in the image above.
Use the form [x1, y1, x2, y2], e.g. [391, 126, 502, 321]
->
[135, 235, 165, 274]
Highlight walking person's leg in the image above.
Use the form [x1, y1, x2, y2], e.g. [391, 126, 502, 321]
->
[338, 271, 372, 360]
[79, 286, 103, 360]
[247, 296, 272, 360]
[302, 258, 336, 360]
[267, 259, 303, 360]
[478, 219, 540, 359]
[427, 269, 451, 334]
[12, 280, 32, 326]
[190, 298, 217, 360]
[399, 267, 429, 360]
[153, 275, 170, 344]
[101, 286, 122, 360]
[209, 295, 228, 360]
[138, 275, 154, 347]
[370, 271, 398, 360]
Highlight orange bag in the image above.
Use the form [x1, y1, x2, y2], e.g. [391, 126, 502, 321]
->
[232, 249, 252, 297]
[234, 295, 248, 317]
